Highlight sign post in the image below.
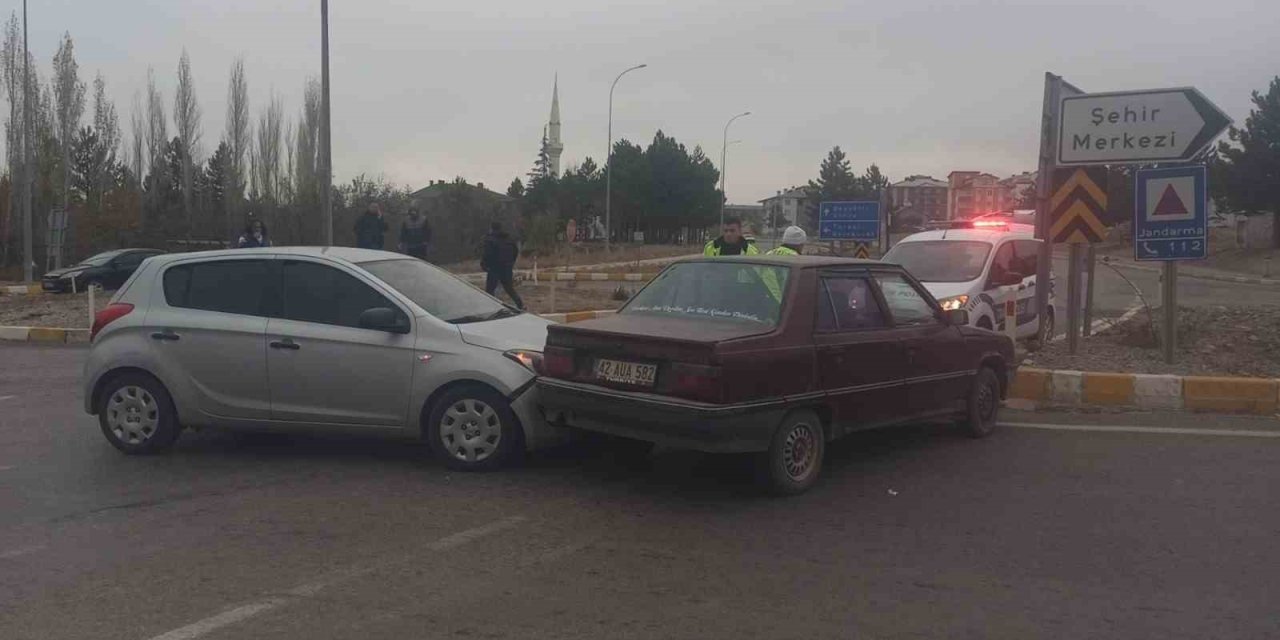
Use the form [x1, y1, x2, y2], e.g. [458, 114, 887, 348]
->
[818, 201, 880, 245]
[1049, 166, 1108, 353]
[1034, 74, 1083, 347]
[1134, 165, 1208, 364]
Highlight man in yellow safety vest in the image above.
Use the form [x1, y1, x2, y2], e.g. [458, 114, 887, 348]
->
[703, 217, 759, 257]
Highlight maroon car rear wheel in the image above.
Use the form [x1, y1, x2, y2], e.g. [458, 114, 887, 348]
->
[761, 410, 825, 496]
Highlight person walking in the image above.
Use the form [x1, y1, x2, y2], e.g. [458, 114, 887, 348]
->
[703, 217, 759, 257]
[398, 205, 432, 260]
[481, 221, 525, 310]
[354, 202, 388, 250]
[766, 226, 807, 257]
[236, 219, 271, 248]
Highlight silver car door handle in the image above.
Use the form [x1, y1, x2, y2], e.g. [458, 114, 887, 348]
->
[149, 330, 180, 341]
[269, 339, 300, 351]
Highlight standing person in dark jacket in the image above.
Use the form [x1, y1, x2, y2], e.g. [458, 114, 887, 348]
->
[236, 219, 271, 248]
[481, 221, 524, 310]
[353, 203, 388, 249]
[398, 204, 432, 260]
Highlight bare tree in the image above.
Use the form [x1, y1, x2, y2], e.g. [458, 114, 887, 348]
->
[173, 50, 201, 238]
[144, 68, 166, 186]
[252, 93, 283, 205]
[1, 13, 22, 265]
[86, 74, 119, 209]
[223, 57, 249, 239]
[51, 33, 85, 252]
[129, 91, 144, 189]
[294, 77, 321, 206]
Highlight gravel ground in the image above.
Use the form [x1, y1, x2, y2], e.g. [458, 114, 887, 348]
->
[1027, 304, 1280, 377]
[0, 292, 95, 329]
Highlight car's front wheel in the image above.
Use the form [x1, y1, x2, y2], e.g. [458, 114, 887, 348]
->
[959, 367, 1002, 438]
[426, 384, 524, 471]
[97, 373, 182, 454]
[760, 410, 825, 496]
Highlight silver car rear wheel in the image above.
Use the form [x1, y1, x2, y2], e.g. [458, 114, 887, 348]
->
[107, 385, 160, 445]
[97, 373, 181, 455]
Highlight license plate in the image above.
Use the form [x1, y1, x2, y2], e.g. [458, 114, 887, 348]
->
[594, 359, 656, 387]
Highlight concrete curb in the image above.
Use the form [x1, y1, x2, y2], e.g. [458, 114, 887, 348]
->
[1009, 367, 1279, 416]
[0, 326, 89, 344]
[0, 284, 43, 296]
[1103, 260, 1280, 287]
[537, 309, 618, 324]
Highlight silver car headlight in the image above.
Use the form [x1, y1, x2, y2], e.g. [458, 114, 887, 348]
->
[504, 350, 543, 373]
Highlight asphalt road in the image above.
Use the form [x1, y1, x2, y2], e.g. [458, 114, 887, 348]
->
[2, 343, 1279, 640]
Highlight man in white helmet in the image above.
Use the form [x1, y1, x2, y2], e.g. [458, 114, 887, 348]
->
[767, 226, 807, 257]
[760, 226, 807, 302]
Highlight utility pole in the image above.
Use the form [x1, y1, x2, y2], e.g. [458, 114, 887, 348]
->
[718, 111, 750, 229]
[21, 0, 32, 283]
[320, 0, 333, 246]
[604, 63, 646, 252]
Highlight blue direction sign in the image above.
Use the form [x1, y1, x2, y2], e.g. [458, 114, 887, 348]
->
[818, 201, 880, 241]
[1134, 166, 1207, 261]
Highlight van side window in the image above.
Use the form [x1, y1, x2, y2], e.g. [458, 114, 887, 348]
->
[1013, 240, 1041, 279]
[163, 260, 269, 316]
[987, 242, 1017, 286]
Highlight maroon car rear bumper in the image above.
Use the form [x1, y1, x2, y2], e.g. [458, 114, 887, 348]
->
[536, 378, 787, 453]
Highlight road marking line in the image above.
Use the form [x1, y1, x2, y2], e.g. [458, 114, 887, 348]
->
[0, 465, 15, 472]
[0, 395, 15, 402]
[427, 515, 526, 551]
[519, 537, 597, 568]
[0, 544, 46, 559]
[145, 599, 289, 640]
[140, 515, 526, 640]
[1051, 297, 1142, 343]
[1001, 422, 1280, 438]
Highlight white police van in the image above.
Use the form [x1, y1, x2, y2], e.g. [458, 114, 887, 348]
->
[882, 219, 1055, 341]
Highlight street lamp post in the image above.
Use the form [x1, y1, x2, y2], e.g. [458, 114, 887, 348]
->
[604, 63, 646, 252]
[320, 0, 333, 246]
[21, 0, 31, 283]
[718, 111, 751, 230]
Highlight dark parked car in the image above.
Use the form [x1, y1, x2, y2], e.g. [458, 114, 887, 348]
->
[42, 249, 164, 293]
[536, 256, 1016, 494]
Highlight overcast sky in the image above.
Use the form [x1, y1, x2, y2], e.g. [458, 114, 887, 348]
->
[20, 0, 1280, 204]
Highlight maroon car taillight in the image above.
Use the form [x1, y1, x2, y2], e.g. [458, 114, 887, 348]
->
[91, 303, 134, 341]
[670, 363, 723, 404]
[541, 346, 577, 379]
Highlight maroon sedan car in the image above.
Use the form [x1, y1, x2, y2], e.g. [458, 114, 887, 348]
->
[536, 256, 1016, 494]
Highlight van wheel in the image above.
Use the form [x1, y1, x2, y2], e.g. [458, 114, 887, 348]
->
[759, 410, 825, 496]
[97, 373, 181, 454]
[426, 384, 524, 471]
[976, 316, 993, 331]
[959, 367, 1001, 439]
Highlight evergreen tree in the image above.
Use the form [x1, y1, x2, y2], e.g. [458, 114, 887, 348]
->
[506, 177, 524, 199]
[1212, 76, 1280, 248]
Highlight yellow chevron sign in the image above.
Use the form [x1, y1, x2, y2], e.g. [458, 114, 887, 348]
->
[852, 243, 871, 259]
[1049, 167, 1109, 244]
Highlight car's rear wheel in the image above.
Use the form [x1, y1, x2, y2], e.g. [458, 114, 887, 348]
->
[97, 373, 181, 454]
[426, 384, 524, 471]
[959, 367, 1001, 438]
[760, 410, 825, 496]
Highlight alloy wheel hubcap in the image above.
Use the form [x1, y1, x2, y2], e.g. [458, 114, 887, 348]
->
[782, 424, 817, 481]
[440, 399, 501, 463]
[106, 386, 159, 445]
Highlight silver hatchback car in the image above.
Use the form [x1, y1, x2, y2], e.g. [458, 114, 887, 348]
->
[83, 247, 564, 470]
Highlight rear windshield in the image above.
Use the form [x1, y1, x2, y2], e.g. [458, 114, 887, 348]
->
[882, 240, 992, 283]
[622, 262, 789, 326]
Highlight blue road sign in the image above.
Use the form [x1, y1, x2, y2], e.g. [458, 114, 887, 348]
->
[818, 201, 880, 241]
[1134, 166, 1207, 261]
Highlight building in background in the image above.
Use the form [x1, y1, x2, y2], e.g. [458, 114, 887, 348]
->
[947, 171, 1007, 220]
[889, 176, 948, 228]
[1000, 171, 1037, 210]
[546, 76, 564, 178]
[760, 187, 811, 233]
[724, 204, 765, 233]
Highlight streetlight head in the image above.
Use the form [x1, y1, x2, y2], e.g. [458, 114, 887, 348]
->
[743, 111, 752, 116]
[638, 64, 648, 68]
